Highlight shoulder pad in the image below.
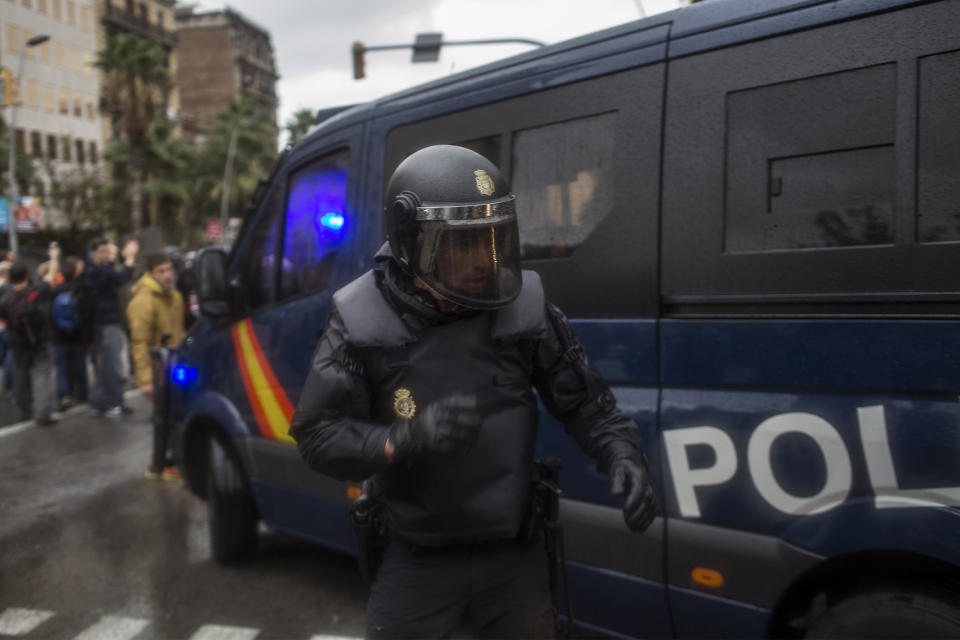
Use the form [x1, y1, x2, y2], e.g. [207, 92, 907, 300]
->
[333, 270, 415, 347]
[492, 270, 547, 340]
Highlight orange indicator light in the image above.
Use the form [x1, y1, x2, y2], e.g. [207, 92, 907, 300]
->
[346, 486, 363, 500]
[692, 567, 724, 588]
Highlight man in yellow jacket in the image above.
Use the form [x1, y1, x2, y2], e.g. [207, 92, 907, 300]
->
[127, 252, 185, 480]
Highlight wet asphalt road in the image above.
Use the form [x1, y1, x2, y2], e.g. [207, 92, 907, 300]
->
[0, 394, 367, 640]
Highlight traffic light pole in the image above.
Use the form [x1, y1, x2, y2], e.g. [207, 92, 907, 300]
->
[352, 36, 546, 79]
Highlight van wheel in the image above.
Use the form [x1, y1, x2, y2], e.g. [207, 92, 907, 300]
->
[805, 589, 960, 638]
[208, 437, 258, 563]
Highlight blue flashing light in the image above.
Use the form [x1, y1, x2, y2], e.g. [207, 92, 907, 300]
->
[320, 212, 345, 230]
[172, 365, 196, 387]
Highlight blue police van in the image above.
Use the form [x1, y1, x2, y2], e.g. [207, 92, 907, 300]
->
[172, 0, 960, 636]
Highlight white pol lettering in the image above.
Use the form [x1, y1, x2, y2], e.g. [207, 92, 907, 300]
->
[747, 413, 852, 515]
[663, 426, 737, 518]
[857, 405, 960, 509]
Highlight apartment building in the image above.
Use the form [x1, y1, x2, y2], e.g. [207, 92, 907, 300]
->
[2, 0, 104, 228]
[175, 6, 277, 142]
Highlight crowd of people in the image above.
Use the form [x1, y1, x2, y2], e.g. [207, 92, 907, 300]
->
[0, 239, 192, 481]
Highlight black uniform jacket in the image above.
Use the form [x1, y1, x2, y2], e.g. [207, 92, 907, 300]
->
[290, 265, 644, 545]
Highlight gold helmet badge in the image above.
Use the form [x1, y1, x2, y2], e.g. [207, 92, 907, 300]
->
[393, 387, 417, 420]
[474, 169, 495, 196]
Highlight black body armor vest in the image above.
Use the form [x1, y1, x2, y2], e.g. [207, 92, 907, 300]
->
[333, 269, 547, 545]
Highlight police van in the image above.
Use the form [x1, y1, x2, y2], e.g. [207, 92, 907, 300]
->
[172, 0, 960, 636]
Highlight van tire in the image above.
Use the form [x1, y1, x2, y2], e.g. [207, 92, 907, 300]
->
[805, 588, 960, 638]
[208, 437, 258, 563]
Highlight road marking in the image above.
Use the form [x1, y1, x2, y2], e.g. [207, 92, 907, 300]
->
[0, 389, 143, 439]
[0, 608, 55, 635]
[189, 624, 260, 640]
[72, 615, 149, 640]
[309, 636, 363, 640]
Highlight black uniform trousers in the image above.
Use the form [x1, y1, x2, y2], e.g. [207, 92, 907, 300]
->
[366, 536, 555, 639]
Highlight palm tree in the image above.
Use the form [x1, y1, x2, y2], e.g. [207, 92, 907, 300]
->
[188, 97, 277, 234]
[284, 108, 316, 147]
[95, 34, 171, 232]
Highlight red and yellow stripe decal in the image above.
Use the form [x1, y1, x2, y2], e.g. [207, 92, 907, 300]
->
[232, 319, 295, 442]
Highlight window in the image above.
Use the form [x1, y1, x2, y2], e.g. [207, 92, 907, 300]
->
[55, 42, 64, 67]
[75, 139, 85, 165]
[24, 31, 35, 58]
[39, 40, 50, 63]
[86, 100, 95, 120]
[14, 130, 25, 154]
[53, 0, 61, 21]
[21, 0, 31, 8]
[43, 85, 53, 111]
[917, 50, 960, 243]
[512, 113, 617, 259]
[660, 5, 960, 309]
[30, 131, 42, 156]
[26, 80, 39, 108]
[70, 46, 79, 72]
[66, 0, 75, 25]
[73, 96, 82, 117]
[61, 136, 71, 162]
[6, 24, 19, 53]
[724, 65, 896, 252]
[58, 89, 69, 114]
[88, 141, 97, 164]
[80, 5, 89, 30]
[46, 135, 57, 160]
[279, 149, 351, 300]
[384, 64, 662, 317]
[37, 0, 46, 13]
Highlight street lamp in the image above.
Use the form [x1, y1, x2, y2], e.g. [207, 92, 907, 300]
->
[6, 33, 50, 257]
[219, 119, 252, 243]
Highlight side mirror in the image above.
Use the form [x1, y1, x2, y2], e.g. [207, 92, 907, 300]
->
[196, 247, 230, 317]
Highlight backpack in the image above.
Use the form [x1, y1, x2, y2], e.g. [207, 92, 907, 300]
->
[52, 288, 80, 335]
[9, 288, 46, 348]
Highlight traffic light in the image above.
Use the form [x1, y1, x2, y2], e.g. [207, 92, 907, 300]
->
[1, 68, 19, 107]
[352, 42, 365, 80]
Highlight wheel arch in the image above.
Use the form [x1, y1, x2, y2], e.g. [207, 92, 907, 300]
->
[768, 549, 960, 638]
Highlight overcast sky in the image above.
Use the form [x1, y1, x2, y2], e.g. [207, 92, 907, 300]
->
[190, 0, 684, 140]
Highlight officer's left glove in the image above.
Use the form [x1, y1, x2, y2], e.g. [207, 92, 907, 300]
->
[609, 454, 658, 533]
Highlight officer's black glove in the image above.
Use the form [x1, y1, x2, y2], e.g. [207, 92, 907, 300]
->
[388, 392, 481, 461]
[609, 454, 658, 533]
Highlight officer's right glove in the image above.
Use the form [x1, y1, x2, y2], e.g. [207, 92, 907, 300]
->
[387, 392, 482, 461]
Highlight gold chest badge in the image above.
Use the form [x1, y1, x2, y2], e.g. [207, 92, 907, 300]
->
[393, 387, 417, 420]
[474, 169, 495, 196]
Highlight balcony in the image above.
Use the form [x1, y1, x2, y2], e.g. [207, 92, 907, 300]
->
[103, 3, 178, 49]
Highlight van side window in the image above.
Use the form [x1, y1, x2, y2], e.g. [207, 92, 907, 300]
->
[243, 189, 281, 311]
[511, 113, 616, 259]
[278, 148, 351, 301]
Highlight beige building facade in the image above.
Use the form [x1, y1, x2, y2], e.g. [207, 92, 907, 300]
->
[2, 0, 104, 228]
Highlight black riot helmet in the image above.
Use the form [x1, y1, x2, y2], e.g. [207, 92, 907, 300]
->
[384, 145, 522, 310]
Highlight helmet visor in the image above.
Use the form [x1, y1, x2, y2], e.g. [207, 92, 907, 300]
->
[413, 204, 522, 310]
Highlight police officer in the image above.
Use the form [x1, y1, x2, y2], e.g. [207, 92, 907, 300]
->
[290, 145, 657, 639]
